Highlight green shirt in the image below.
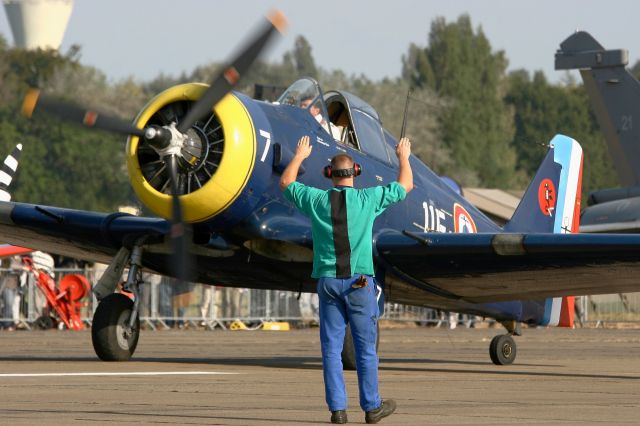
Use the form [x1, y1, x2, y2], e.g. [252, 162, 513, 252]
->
[284, 181, 406, 278]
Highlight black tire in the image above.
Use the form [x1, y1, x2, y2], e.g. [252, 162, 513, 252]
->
[489, 334, 517, 365]
[91, 293, 140, 361]
[341, 322, 380, 370]
[35, 315, 54, 330]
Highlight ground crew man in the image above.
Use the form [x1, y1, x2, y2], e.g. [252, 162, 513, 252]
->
[279, 135, 413, 424]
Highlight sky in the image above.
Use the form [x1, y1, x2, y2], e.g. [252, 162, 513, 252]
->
[2, 0, 640, 85]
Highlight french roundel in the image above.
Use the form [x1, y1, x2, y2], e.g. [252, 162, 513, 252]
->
[453, 203, 477, 233]
[537, 178, 556, 216]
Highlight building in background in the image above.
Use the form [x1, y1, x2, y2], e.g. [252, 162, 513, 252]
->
[3, 0, 73, 49]
[463, 187, 521, 226]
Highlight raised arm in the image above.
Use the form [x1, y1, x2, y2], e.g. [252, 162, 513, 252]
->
[396, 137, 413, 193]
[279, 135, 313, 191]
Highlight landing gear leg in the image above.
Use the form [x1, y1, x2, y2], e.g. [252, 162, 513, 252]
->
[91, 245, 143, 361]
[489, 320, 520, 365]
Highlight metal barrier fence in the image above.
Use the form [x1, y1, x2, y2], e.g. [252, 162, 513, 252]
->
[575, 294, 640, 326]
[1, 268, 639, 329]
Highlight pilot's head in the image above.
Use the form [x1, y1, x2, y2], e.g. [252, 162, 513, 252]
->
[324, 154, 362, 187]
[300, 96, 321, 118]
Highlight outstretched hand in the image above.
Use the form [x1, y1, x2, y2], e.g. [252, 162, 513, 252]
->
[396, 137, 411, 161]
[295, 135, 313, 159]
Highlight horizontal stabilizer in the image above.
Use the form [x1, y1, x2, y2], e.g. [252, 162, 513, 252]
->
[555, 31, 628, 69]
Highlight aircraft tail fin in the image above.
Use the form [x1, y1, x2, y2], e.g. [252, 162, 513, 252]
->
[555, 31, 640, 187]
[0, 143, 23, 202]
[504, 135, 583, 234]
[505, 134, 581, 328]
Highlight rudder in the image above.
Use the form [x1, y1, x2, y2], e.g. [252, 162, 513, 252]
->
[504, 134, 583, 233]
[505, 134, 582, 328]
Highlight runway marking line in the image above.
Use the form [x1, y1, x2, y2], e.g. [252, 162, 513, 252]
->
[0, 371, 241, 378]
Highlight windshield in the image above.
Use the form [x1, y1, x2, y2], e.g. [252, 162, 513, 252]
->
[277, 78, 321, 108]
[278, 78, 337, 139]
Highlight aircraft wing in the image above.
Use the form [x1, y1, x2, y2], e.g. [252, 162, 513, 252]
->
[0, 201, 169, 264]
[0, 200, 316, 293]
[376, 231, 640, 303]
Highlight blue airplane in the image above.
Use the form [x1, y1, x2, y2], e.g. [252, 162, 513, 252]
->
[5, 12, 640, 367]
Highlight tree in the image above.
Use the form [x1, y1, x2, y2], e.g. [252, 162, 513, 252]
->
[506, 69, 618, 200]
[631, 59, 640, 80]
[0, 44, 136, 211]
[291, 35, 317, 78]
[402, 15, 522, 188]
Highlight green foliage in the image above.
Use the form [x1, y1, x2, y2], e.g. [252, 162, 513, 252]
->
[0, 19, 625, 217]
[402, 15, 522, 188]
[506, 70, 618, 199]
[0, 46, 135, 211]
[289, 35, 318, 78]
[631, 59, 640, 80]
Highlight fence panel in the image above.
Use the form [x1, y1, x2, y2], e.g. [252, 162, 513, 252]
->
[2, 267, 640, 329]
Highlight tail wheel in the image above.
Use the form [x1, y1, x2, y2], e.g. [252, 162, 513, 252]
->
[35, 315, 54, 330]
[91, 293, 140, 361]
[341, 322, 380, 371]
[489, 334, 517, 365]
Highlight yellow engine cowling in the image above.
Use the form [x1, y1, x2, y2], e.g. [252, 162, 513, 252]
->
[126, 83, 256, 223]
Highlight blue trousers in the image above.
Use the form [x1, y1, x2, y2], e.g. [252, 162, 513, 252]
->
[317, 275, 381, 412]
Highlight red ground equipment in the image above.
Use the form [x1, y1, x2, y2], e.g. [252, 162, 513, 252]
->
[23, 257, 91, 330]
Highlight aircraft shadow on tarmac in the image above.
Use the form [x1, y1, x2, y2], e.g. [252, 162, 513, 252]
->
[1, 355, 635, 381]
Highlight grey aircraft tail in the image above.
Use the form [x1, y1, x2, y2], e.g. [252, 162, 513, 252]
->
[556, 31, 640, 190]
[556, 32, 640, 232]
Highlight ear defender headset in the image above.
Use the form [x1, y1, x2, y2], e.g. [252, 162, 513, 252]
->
[323, 162, 362, 179]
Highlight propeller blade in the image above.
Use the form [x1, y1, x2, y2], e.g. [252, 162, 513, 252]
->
[167, 154, 193, 283]
[21, 88, 145, 137]
[176, 10, 287, 134]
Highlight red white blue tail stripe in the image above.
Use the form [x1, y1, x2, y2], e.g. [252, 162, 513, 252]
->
[542, 135, 583, 327]
[551, 135, 583, 234]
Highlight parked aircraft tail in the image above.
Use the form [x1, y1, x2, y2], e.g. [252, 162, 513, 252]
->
[0, 143, 23, 202]
[504, 134, 583, 234]
[555, 31, 640, 187]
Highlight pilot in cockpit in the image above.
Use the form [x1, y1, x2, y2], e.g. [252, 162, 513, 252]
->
[300, 96, 344, 142]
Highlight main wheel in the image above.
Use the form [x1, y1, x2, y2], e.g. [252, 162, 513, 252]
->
[91, 293, 140, 361]
[489, 334, 517, 365]
[341, 322, 380, 370]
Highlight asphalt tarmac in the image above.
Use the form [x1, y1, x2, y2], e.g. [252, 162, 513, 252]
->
[0, 326, 638, 425]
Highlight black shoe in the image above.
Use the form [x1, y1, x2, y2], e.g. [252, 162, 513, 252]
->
[365, 399, 396, 424]
[331, 409, 348, 424]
